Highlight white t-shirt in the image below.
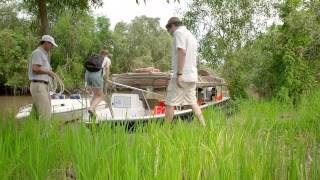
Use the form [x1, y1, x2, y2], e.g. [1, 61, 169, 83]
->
[102, 57, 111, 76]
[171, 26, 198, 82]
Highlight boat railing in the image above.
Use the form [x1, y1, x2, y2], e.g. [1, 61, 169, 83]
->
[51, 98, 89, 112]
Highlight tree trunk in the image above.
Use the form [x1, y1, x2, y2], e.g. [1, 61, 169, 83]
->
[13, 85, 17, 96]
[38, 0, 49, 35]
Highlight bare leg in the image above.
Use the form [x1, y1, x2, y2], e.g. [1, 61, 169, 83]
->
[89, 89, 104, 111]
[191, 104, 206, 127]
[164, 105, 174, 124]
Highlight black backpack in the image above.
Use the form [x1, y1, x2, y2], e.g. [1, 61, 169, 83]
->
[84, 54, 104, 72]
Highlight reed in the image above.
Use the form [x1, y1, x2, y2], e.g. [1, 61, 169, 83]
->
[0, 90, 319, 179]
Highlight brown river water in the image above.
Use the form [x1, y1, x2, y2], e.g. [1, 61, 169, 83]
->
[0, 96, 32, 118]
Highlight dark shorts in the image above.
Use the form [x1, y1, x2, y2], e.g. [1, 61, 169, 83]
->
[85, 70, 104, 89]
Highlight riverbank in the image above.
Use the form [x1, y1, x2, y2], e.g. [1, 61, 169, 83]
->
[0, 90, 319, 179]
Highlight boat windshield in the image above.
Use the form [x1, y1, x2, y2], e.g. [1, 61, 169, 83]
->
[113, 96, 131, 108]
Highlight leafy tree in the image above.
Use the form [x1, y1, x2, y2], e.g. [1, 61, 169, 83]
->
[272, 0, 318, 104]
[96, 16, 113, 48]
[182, 0, 278, 99]
[112, 16, 171, 73]
[22, 0, 103, 35]
[0, 2, 37, 94]
[21, 0, 178, 35]
[136, 0, 180, 4]
[50, 11, 104, 90]
[111, 22, 130, 73]
[221, 0, 320, 103]
[0, 0, 176, 94]
[183, 0, 276, 68]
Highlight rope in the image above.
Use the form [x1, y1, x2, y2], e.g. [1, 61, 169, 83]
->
[111, 81, 165, 98]
[49, 74, 64, 95]
[49, 74, 88, 109]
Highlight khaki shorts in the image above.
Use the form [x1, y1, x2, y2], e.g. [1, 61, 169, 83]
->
[165, 79, 197, 106]
[30, 82, 51, 120]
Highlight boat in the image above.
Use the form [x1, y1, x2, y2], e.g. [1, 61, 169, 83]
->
[16, 70, 230, 123]
[82, 92, 230, 124]
[83, 70, 230, 123]
[15, 94, 105, 122]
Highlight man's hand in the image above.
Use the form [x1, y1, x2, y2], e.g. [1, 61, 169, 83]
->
[32, 64, 56, 78]
[107, 80, 113, 84]
[48, 71, 56, 78]
[176, 75, 183, 88]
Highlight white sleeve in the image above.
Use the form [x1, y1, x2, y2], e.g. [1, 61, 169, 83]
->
[102, 57, 111, 67]
[174, 31, 186, 50]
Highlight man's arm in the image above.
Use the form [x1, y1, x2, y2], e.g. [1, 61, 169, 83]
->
[104, 64, 111, 83]
[176, 48, 186, 88]
[177, 48, 186, 74]
[32, 64, 55, 78]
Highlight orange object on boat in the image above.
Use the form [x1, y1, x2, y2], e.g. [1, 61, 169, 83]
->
[153, 100, 166, 115]
[153, 106, 166, 115]
[197, 99, 205, 105]
[215, 95, 223, 101]
[159, 100, 165, 106]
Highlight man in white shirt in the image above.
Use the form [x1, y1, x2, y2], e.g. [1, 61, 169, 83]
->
[164, 17, 206, 126]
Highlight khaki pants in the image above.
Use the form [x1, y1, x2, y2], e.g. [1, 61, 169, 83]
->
[30, 82, 51, 121]
[165, 78, 197, 106]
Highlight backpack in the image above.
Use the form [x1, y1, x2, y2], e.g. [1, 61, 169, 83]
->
[84, 54, 104, 72]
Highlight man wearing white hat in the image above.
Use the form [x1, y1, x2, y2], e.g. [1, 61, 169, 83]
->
[28, 35, 58, 121]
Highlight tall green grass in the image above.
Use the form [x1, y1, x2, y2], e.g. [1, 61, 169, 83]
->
[1, 90, 319, 179]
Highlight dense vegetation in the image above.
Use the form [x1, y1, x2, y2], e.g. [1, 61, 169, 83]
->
[1, 89, 319, 179]
[184, 0, 320, 104]
[1, 0, 319, 105]
[1, 1, 320, 179]
[1, 0, 319, 104]
[0, 1, 172, 93]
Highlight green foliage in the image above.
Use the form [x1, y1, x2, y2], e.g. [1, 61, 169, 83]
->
[1, 89, 320, 179]
[0, 3, 37, 88]
[211, 0, 320, 102]
[22, 0, 103, 21]
[184, 0, 277, 99]
[96, 16, 112, 48]
[111, 16, 171, 73]
[184, 0, 274, 68]
[222, 54, 248, 99]
[0, 1, 172, 92]
[260, 1, 319, 104]
[0, 30, 31, 87]
[49, 11, 102, 90]
[276, 86, 291, 103]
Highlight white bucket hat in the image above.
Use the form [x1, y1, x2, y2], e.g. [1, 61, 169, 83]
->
[40, 35, 58, 47]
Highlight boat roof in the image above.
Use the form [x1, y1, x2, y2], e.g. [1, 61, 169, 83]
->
[111, 71, 226, 89]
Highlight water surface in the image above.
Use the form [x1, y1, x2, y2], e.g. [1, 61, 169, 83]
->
[0, 96, 32, 117]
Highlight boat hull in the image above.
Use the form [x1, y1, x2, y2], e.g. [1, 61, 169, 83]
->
[82, 97, 230, 124]
[16, 98, 105, 122]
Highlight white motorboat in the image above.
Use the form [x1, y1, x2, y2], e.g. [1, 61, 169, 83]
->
[16, 95, 106, 122]
[81, 73, 230, 123]
[82, 93, 230, 124]
[16, 71, 230, 123]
